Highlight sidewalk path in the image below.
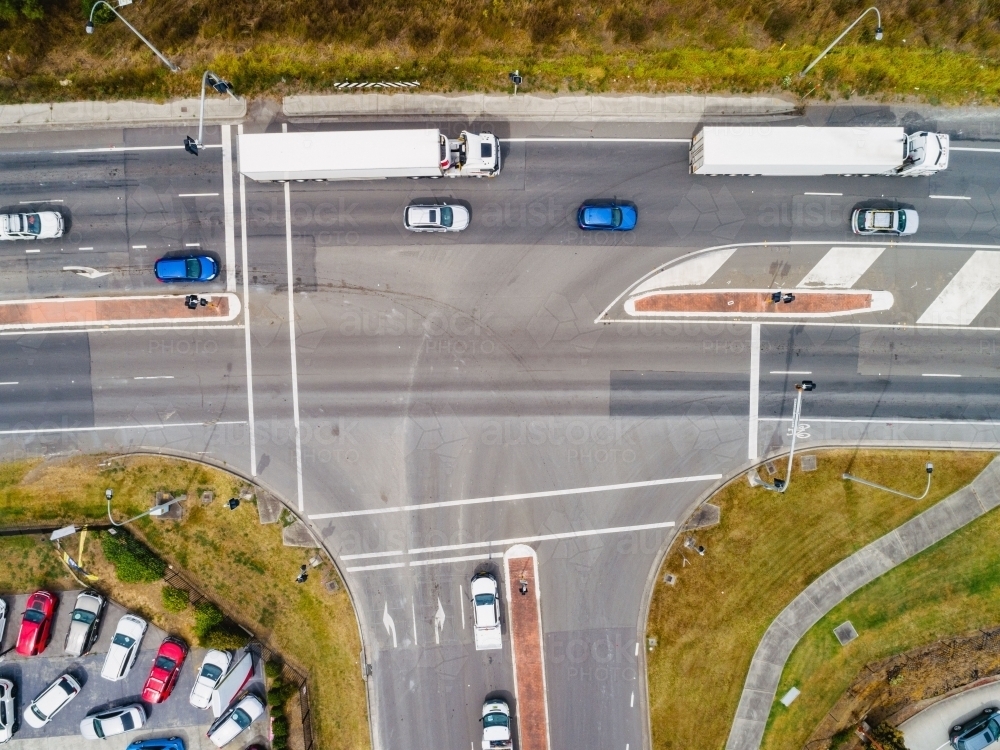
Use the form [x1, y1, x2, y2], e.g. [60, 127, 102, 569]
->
[725, 456, 1000, 750]
[0, 293, 241, 330]
[0, 97, 245, 132]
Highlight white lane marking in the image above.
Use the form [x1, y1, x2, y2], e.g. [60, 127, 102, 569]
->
[0, 420, 246, 436]
[408, 553, 503, 568]
[631, 692, 635, 707]
[918, 250, 1000, 326]
[0, 381, 17, 385]
[284, 178, 305, 512]
[797, 246, 885, 289]
[342, 550, 406, 561]
[133, 375, 175, 380]
[632, 248, 737, 294]
[412, 600, 418, 646]
[0, 324, 243, 337]
[922, 373, 961, 377]
[434, 598, 446, 645]
[132, 245, 147, 249]
[221, 123, 236, 293]
[634, 643, 639, 656]
[347, 562, 406, 573]
[383, 603, 397, 648]
[25, 249, 39, 254]
[238, 124, 257, 478]
[78, 247, 93, 251]
[178, 192, 220, 197]
[748, 323, 760, 461]
[408, 521, 676, 556]
[35, 144, 222, 155]
[803, 192, 842, 196]
[759, 417, 999, 427]
[770, 370, 813, 375]
[951, 147, 1000, 153]
[308, 474, 721, 520]
[460, 586, 465, 629]
[505, 137, 691, 143]
[19, 199, 63, 203]
[185, 242, 201, 247]
[930, 194, 971, 200]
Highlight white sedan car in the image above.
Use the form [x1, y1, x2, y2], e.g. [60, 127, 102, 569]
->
[0, 679, 14, 743]
[404, 204, 470, 232]
[207, 693, 264, 747]
[190, 649, 232, 709]
[0, 212, 63, 240]
[852, 208, 918, 235]
[80, 704, 146, 740]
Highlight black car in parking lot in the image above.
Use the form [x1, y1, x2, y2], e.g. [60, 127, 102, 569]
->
[951, 706, 1000, 750]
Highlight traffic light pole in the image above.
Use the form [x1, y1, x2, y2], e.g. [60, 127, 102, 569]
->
[184, 70, 238, 155]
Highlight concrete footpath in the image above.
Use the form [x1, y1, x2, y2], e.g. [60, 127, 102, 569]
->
[0, 96, 245, 131]
[725, 456, 1000, 750]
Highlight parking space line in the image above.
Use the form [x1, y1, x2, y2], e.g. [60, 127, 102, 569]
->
[238, 124, 257, 478]
[308, 474, 720, 520]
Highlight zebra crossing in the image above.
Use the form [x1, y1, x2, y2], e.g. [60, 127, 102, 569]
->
[600, 241, 1000, 329]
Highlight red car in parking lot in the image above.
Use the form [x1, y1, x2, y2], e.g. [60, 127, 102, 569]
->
[16, 591, 56, 656]
[141, 637, 188, 703]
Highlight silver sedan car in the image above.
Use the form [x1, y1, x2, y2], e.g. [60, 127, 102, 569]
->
[0, 211, 63, 240]
[852, 208, 918, 235]
[404, 204, 470, 232]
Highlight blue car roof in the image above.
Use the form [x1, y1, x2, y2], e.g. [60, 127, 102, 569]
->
[582, 207, 615, 226]
[126, 739, 185, 750]
[155, 258, 189, 279]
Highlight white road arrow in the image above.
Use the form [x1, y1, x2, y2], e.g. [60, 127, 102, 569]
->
[63, 266, 112, 279]
[382, 602, 397, 648]
[434, 597, 446, 645]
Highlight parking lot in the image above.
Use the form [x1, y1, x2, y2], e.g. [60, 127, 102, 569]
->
[0, 590, 267, 748]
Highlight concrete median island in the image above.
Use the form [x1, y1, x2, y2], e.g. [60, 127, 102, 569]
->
[644, 449, 996, 750]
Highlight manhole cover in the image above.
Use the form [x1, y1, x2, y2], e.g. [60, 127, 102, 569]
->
[834, 620, 859, 646]
[800, 455, 817, 472]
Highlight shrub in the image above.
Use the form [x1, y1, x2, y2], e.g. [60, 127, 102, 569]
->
[265, 660, 284, 680]
[161, 586, 189, 613]
[193, 602, 224, 639]
[202, 622, 250, 650]
[101, 530, 166, 583]
[268, 680, 297, 706]
[869, 722, 908, 750]
[272, 715, 289, 738]
[272, 738, 288, 750]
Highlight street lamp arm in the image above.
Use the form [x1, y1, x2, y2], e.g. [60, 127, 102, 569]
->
[842, 468, 933, 501]
[799, 6, 882, 78]
[107, 494, 183, 526]
[87, 0, 179, 72]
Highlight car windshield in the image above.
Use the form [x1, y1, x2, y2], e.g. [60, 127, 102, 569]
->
[23, 214, 40, 235]
[200, 664, 224, 681]
[112, 633, 135, 649]
[23, 609, 45, 624]
[154, 655, 177, 672]
[440, 207, 453, 227]
[231, 707, 253, 730]
[30, 705, 46, 722]
[897, 211, 906, 232]
[185, 258, 201, 278]
[93, 719, 106, 739]
[857, 212, 866, 231]
[483, 712, 509, 728]
[610, 207, 623, 227]
[72, 610, 96, 624]
[474, 593, 495, 606]
[959, 728, 996, 750]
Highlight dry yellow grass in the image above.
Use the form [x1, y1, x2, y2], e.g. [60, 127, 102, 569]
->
[646, 449, 995, 750]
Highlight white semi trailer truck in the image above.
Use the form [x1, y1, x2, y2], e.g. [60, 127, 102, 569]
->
[689, 126, 949, 176]
[238, 128, 501, 182]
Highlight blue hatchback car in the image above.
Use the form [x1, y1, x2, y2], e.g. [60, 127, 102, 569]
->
[154, 255, 219, 282]
[126, 738, 185, 750]
[951, 707, 1000, 750]
[577, 202, 637, 231]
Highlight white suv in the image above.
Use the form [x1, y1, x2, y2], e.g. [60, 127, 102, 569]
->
[23, 673, 80, 728]
[101, 614, 147, 681]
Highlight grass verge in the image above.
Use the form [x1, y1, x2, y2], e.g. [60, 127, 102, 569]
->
[764, 466, 1000, 749]
[0, 454, 370, 750]
[645, 449, 995, 750]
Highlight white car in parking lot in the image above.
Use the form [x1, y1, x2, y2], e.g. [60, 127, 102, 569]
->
[0, 211, 63, 240]
[207, 693, 264, 747]
[101, 614, 147, 681]
[403, 204, 470, 232]
[0, 678, 14, 743]
[80, 704, 146, 740]
[190, 649, 232, 709]
[23, 672, 80, 728]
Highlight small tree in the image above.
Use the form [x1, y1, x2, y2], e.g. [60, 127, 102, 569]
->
[870, 722, 909, 750]
[161, 586, 189, 613]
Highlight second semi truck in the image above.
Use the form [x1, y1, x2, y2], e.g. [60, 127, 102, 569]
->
[690, 126, 949, 176]
[239, 128, 501, 182]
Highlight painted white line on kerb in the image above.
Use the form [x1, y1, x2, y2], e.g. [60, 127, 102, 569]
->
[132, 245, 147, 250]
[770, 370, 813, 375]
[0, 381, 17, 385]
[804, 192, 842, 196]
[19, 199, 63, 204]
[342, 550, 406, 561]
[505, 137, 691, 143]
[407, 521, 676, 556]
[748, 323, 760, 461]
[922, 373, 962, 377]
[238, 124, 257, 477]
[222, 124, 237, 293]
[308, 474, 721, 520]
[185, 243, 201, 247]
[45, 144, 223, 155]
[285, 174, 305, 512]
[951, 147, 1000, 153]
[930, 195, 971, 200]
[0, 419, 246, 437]
[0, 324, 243, 337]
[25, 249, 39, 254]
[78, 247, 93, 251]
[345, 562, 406, 573]
[133, 376, 174, 380]
[178, 192, 220, 198]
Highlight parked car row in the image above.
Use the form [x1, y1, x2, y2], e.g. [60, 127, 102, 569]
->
[0, 590, 263, 746]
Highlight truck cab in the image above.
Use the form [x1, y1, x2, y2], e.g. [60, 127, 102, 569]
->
[899, 131, 949, 175]
[481, 699, 512, 750]
[443, 132, 501, 177]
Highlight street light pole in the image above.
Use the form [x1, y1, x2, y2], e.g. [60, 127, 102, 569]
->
[799, 6, 882, 78]
[86, 0, 179, 72]
[106, 488, 183, 527]
[184, 70, 238, 155]
[749, 380, 816, 493]
[843, 462, 934, 500]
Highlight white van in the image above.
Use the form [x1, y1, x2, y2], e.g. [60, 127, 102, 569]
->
[210, 650, 255, 717]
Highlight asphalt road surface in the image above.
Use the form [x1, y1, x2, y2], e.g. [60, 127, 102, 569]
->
[0, 105, 998, 750]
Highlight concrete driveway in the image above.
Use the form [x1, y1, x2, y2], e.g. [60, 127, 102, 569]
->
[900, 680, 1000, 750]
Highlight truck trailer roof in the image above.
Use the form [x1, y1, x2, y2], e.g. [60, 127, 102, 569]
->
[239, 129, 444, 181]
[691, 126, 909, 176]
